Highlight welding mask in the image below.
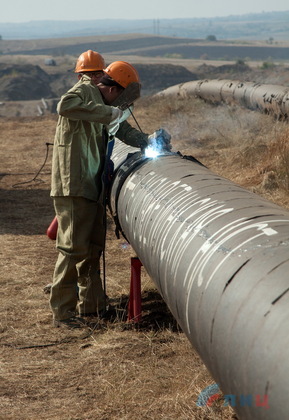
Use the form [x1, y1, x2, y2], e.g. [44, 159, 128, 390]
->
[103, 61, 141, 109]
[111, 83, 141, 110]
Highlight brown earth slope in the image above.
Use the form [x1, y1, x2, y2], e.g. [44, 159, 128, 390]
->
[0, 62, 198, 102]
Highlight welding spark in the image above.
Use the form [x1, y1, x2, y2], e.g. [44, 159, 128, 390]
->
[145, 145, 160, 158]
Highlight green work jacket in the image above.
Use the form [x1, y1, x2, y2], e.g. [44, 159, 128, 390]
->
[51, 75, 148, 201]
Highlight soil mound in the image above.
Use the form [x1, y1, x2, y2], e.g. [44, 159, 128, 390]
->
[134, 63, 198, 95]
[0, 64, 54, 101]
[0, 63, 198, 102]
[195, 62, 254, 80]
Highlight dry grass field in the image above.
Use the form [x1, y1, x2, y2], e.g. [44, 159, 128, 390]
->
[1, 91, 289, 420]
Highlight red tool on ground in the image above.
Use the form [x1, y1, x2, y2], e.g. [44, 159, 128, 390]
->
[47, 216, 58, 240]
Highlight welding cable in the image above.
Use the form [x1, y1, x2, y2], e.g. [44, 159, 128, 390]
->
[102, 216, 107, 310]
[12, 142, 54, 188]
[128, 108, 143, 133]
[101, 128, 115, 313]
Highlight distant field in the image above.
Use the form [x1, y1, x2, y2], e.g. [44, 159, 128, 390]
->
[2, 34, 289, 63]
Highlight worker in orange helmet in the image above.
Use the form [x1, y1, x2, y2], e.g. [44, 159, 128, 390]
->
[49, 56, 171, 329]
[74, 49, 105, 84]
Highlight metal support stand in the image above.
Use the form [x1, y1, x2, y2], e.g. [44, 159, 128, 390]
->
[128, 257, 143, 323]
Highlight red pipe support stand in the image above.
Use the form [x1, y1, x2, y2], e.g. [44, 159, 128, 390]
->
[128, 257, 143, 323]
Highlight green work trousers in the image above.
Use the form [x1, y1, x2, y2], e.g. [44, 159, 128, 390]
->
[50, 196, 106, 321]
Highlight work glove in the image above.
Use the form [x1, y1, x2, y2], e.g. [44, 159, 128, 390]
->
[106, 106, 134, 135]
[147, 128, 172, 152]
[110, 105, 133, 124]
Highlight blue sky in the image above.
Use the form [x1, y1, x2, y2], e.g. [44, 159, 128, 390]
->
[2, 0, 289, 23]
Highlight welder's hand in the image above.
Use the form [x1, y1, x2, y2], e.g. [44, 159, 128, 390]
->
[148, 128, 172, 152]
[110, 106, 133, 124]
[107, 106, 133, 135]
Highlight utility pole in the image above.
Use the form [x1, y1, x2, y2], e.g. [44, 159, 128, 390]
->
[153, 19, 160, 35]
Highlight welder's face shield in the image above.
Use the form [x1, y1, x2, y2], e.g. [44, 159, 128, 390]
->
[111, 82, 141, 110]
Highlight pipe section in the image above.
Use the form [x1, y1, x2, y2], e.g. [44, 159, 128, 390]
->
[109, 139, 289, 419]
[156, 79, 289, 118]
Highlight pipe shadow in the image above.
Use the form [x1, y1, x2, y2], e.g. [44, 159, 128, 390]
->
[108, 290, 181, 332]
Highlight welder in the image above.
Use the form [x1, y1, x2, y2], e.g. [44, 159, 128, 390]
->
[49, 52, 171, 328]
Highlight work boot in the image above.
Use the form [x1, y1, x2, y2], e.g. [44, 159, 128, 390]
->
[43, 283, 52, 294]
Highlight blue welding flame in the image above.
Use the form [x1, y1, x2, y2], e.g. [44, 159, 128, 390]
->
[145, 145, 160, 158]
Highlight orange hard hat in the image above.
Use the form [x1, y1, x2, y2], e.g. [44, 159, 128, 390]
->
[103, 61, 140, 88]
[74, 50, 105, 73]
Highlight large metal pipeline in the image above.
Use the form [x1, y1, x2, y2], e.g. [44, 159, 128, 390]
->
[155, 79, 289, 118]
[109, 139, 289, 420]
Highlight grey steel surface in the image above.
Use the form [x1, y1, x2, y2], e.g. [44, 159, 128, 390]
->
[110, 140, 289, 419]
[156, 79, 289, 118]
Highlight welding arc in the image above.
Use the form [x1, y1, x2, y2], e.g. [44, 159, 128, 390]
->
[129, 108, 143, 132]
